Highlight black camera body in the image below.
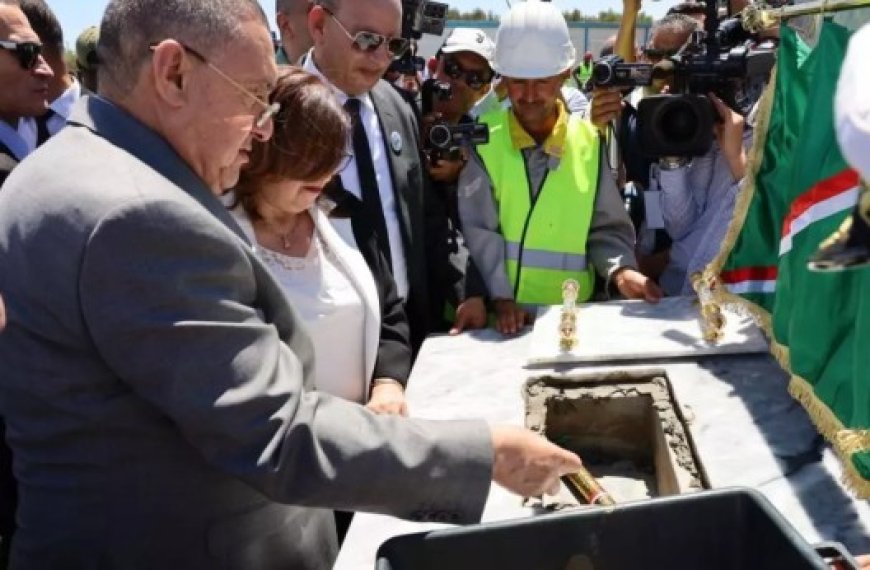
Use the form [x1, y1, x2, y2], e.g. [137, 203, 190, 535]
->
[591, 56, 654, 89]
[637, 3, 775, 158]
[420, 79, 489, 162]
[391, 1, 449, 76]
[402, 0, 448, 37]
[429, 122, 490, 158]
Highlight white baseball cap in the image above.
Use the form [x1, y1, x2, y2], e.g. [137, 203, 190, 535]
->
[440, 28, 495, 65]
[836, 22, 870, 181]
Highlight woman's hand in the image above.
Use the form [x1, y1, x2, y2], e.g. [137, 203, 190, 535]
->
[366, 380, 408, 417]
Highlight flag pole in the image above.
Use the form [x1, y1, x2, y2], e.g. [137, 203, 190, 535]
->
[742, 0, 870, 32]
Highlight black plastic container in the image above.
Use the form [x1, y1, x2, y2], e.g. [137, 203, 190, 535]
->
[375, 488, 851, 569]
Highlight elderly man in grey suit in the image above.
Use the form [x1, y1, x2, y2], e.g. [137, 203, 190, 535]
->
[0, 1, 582, 568]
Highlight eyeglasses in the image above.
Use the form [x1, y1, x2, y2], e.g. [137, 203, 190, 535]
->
[324, 8, 409, 60]
[150, 41, 280, 129]
[0, 40, 43, 71]
[442, 56, 493, 90]
[643, 47, 679, 62]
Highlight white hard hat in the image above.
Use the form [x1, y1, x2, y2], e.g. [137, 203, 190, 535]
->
[835, 23, 870, 181]
[440, 28, 495, 66]
[492, 1, 576, 79]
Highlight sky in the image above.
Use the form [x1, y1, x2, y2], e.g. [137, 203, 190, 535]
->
[48, 0, 676, 47]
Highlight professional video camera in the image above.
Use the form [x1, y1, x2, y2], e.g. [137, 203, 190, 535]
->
[420, 79, 489, 162]
[391, 0, 449, 75]
[635, 0, 776, 157]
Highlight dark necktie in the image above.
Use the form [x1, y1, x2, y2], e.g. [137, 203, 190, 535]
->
[344, 98, 392, 268]
[35, 110, 54, 147]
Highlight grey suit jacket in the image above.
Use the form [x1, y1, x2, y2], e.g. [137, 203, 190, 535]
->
[0, 96, 493, 570]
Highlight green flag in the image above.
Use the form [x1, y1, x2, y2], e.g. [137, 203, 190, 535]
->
[717, 25, 812, 311]
[708, 21, 870, 496]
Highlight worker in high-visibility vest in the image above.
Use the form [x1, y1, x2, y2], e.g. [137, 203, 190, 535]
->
[574, 51, 594, 91]
[457, 1, 662, 335]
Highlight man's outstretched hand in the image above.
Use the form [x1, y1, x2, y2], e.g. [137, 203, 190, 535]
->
[490, 425, 583, 497]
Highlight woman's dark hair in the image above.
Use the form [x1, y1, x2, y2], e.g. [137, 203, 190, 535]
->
[235, 66, 350, 220]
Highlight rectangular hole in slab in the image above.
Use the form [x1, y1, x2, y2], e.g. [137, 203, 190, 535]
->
[525, 373, 706, 507]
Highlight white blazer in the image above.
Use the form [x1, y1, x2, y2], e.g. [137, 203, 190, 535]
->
[231, 203, 381, 399]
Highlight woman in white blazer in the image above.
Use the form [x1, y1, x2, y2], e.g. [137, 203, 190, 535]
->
[229, 67, 411, 416]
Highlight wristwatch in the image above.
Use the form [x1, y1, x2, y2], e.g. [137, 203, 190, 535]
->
[658, 156, 691, 170]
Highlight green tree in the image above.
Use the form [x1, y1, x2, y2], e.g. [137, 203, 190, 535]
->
[596, 9, 621, 22]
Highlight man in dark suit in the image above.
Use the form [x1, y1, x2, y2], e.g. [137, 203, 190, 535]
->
[0, 1, 581, 568]
[0, 0, 52, 187]
[304, 0, 486, 352]
[0, 2, 52, 562]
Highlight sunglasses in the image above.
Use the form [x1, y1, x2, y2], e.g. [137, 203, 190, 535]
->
[151, 41, 280, 130]
[0, 40, 42, 71]
[442, 57, 493, 90]
[325, 9, 409, 60]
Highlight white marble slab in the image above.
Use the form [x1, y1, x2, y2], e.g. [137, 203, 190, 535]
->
[334, 329, 870, 570]
[528, 296, 769, 366]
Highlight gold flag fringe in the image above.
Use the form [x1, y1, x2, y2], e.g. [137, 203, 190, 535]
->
[693, 62, 870, 497]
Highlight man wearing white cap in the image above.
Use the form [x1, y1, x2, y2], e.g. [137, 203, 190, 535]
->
[425, 28, 495, 190]
[458, 1, 662, 335]
[810, 22, 870, 270]
[433, 28, 495, 126]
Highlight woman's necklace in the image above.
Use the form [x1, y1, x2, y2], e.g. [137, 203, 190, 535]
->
[260, 214, 306, 251]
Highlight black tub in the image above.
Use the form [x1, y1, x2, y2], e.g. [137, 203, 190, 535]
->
[375, 487, 856, 569]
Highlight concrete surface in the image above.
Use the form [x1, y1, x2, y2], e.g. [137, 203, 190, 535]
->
[334, 324, 870, 569]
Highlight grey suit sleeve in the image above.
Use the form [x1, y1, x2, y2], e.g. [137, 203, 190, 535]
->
[79, 198, 493, 522]
[588, 152, 639, 279]
[456, 152, 515, 300]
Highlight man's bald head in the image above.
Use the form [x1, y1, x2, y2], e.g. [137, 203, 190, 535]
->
[99, 0, 268, 97]
[275, 0, 314, 62]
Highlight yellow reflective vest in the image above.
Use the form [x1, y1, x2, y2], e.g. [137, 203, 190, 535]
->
[477, 109, 600, 305]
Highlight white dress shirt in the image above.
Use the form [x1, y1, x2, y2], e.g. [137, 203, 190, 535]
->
[302, 51, 410, 299]
[18, 79, 81, 152]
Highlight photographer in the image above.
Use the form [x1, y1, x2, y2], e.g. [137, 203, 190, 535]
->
[592, 13, 753, 296]
[423, 28, 495, 204]
[421, 28, 495, 330]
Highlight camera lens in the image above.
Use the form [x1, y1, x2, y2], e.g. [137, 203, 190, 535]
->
[657, 99, 700, 141]
[592, 63, 613, 86]
[429, 124, 452, 149]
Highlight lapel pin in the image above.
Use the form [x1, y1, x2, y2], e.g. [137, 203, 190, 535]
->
[390, 131, 403, 154]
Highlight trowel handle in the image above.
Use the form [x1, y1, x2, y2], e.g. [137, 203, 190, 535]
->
[814, 541, 860, 570]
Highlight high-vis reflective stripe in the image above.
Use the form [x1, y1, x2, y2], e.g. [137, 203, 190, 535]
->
[505, 242, 588, 272]
[477, 108, 600, 306]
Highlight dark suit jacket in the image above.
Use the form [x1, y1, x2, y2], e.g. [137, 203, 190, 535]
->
[0, 139, 18, 554]
[0, 96, 493, 569]
[368, 81, 469, 350]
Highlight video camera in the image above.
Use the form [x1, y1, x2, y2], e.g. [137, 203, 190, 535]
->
[391, 0, 449, 75]
[634, 0, 776, 157]
[590, 56, 654, 89]
[420, 79, 489, 162]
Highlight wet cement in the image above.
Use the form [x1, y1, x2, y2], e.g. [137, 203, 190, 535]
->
[525, 373, 704, 508]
